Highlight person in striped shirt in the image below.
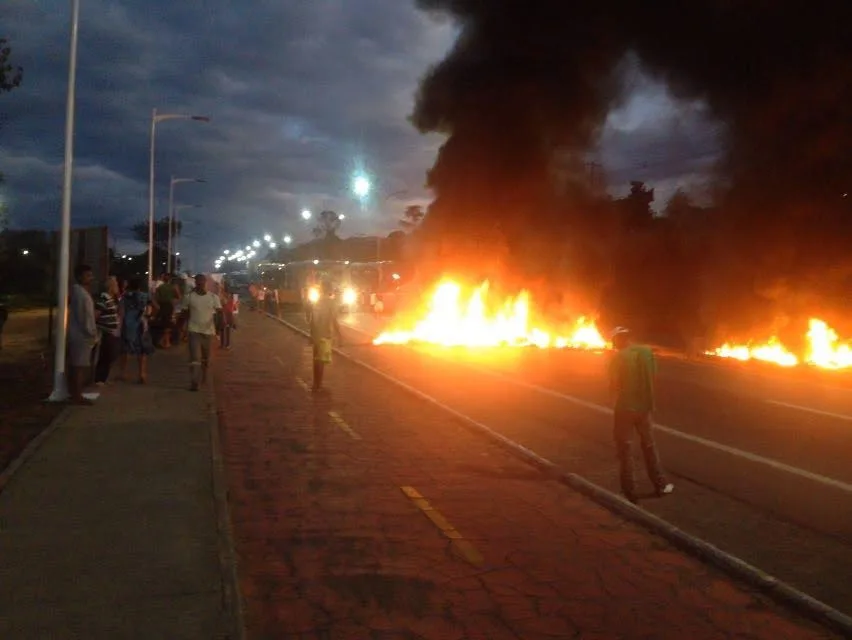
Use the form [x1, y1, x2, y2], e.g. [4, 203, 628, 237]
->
[93, 276, 121, 385]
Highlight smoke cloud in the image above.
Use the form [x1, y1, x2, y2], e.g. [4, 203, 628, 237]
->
[413, 1, 852, 261]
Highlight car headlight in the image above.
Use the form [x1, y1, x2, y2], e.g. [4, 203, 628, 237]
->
[307, 287, 320, 303]
[342, 287, 357, 306]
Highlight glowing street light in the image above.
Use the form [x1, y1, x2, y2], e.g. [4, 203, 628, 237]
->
[21, 249, 29, 256]
[252, 240, 260, 248]
[223, 249, 229, 254]
[301, 209, 312, 220]
[283, 235, 292, 244]
[263, 234, 272, 242]
[245, 245, 251, 251]
[339, 213, 345, 220]
[352, 174, 371, 198]
[269, 242, 277, 249]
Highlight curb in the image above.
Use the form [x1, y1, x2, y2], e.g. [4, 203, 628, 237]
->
[0, 406, 71, 496]
[267, 312, 852, 638]
[205, 371, 247, 640]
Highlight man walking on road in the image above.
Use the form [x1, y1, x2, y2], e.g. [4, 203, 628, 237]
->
[309, 279, 342, 391]
[68, 264, 98, 405]
[186, 274, 221, 392]
[608, 326, 674, 503]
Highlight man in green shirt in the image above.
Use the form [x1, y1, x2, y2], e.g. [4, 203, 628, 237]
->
[608, 326, 674, 503]
[309, 279, 343, 391]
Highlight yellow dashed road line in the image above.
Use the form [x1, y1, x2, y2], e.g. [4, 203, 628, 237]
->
[400, 486, 484, 567]
[328, 411, 362, 440]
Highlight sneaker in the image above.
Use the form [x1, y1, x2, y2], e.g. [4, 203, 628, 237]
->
[656, 483, 675, 496]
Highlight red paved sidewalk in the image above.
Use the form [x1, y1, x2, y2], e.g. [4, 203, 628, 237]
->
[215, 314, 837, 639]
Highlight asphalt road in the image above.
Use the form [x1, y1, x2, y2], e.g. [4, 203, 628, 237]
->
[275, 310, 852, 616]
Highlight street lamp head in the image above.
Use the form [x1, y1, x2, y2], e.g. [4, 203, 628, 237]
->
[339, 213, 345, 220]
[263, 234, 272, 242]
[283, 235, 292, 244]
[269, 242, 277, 249]
[301, 209, 312, 220]
[252, 240, 261, 248]
[223, 249, 230, 254]
[191, 116, 211, 122]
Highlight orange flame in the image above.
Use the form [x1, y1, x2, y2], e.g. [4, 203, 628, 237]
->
[373, 279, 607, 350]
[707, 317, 852, 369]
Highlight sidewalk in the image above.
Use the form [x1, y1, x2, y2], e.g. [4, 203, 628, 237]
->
[0, 346, 240, 639]
[216, 313, 838, 639]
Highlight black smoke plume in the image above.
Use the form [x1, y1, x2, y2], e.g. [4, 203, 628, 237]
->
[412, 1, 852, 290]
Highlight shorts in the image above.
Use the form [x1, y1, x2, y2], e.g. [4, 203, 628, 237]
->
[313, 338, 332, 364]
[189, 332, 212, 365]
[68, 339, 95, 367]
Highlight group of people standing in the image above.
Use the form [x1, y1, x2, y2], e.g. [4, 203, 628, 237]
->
[65, 265, 238, 404]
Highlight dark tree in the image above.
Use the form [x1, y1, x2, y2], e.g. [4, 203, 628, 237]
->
[131, 217, 182, 251]
[615, 181, 655, 230]
[312, 210, 342, 240]
[399, 205, 425, 229]
[0, 39, 22, 93]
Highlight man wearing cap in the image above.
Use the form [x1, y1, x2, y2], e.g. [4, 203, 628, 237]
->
[608, 326, 674, 503]
[309, 279, 343, 391]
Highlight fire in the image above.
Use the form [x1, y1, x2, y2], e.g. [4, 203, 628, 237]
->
[805, 319, 852, 369]
[707, 317, 852, 369]
[373, 280, 607, 350]
[706, 338, 799, 367]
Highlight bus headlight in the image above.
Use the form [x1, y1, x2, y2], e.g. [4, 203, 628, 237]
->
[307, 287, 320, 304]
[342, 287, 357, 306]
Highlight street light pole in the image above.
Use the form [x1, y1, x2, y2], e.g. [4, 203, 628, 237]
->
[167, 176, 204, 273]
[167, 173, 174, 272]
[48, 0, 81, 402]
[172, 203, 200, 271]
[146, 111, 210, 289]
[147, 108, 157, 290]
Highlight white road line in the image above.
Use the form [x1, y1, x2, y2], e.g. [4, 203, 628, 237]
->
[766, 400, 852, 423]
[469, 367, 852, 494]
[321, 316, 852, 493]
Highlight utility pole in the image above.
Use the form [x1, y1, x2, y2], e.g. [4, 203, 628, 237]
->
[585, 161, 604, 194]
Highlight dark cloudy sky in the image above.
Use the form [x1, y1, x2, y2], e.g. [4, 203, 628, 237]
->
[2, 0, 718, 271]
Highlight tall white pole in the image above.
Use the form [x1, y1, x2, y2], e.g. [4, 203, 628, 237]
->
[173, 210, 180, 271]
[166, 176, 175, 273]
[48, 0, 81, 402]
[147, 108, 157, 290]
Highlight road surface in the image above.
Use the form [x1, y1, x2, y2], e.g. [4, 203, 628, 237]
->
[275, 310, 852, 617]
[216, 312, 842, 638]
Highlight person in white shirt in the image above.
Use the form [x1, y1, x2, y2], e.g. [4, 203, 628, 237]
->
[186, 273, 222, 391]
